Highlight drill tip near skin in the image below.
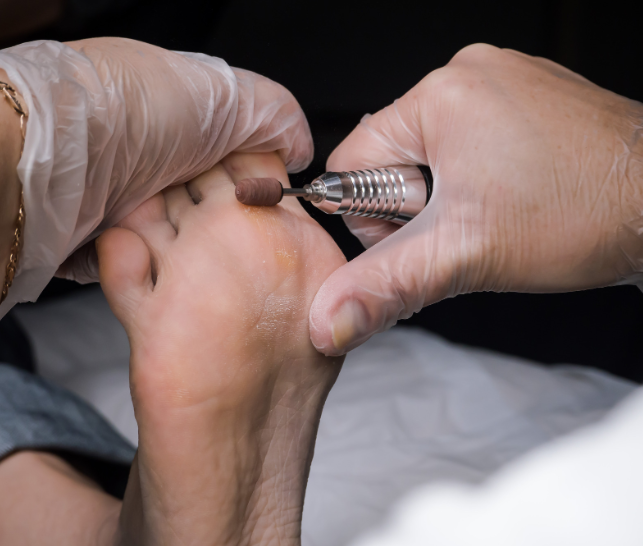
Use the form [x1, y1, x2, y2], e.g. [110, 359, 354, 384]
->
[235, 178, 284, 207]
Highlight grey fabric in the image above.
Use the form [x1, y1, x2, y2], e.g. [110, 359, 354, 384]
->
[0, 363, 135, 495]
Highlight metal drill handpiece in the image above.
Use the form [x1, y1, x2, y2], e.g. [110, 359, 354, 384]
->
[310, 165, 432, 225]
[235, 166, 432, 224]
[282, 184, 326, 203]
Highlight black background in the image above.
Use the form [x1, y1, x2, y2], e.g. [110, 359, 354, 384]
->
[4, 0, 643, 381]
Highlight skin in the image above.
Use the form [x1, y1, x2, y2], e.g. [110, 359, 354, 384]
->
[0, 70, 23, 297]
[0, 152, 346, 545]
[0, 451, 120, 546]
[99, 152, 346, 545]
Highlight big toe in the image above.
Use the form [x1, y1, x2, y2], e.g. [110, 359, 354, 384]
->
[97, 227, 153, 327]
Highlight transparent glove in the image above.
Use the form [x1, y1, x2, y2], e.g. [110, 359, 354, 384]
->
[0, 38, 312, 317]
[310, 44, 643, 356]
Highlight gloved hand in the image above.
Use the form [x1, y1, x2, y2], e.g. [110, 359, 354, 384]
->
[310, 44, 643, 356]
[0, 38, 312, 316]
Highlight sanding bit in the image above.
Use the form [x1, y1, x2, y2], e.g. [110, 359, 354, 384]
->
[235, 165, 433, 225]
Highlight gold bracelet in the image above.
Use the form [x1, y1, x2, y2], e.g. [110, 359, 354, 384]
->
[0, 81, 27, 305]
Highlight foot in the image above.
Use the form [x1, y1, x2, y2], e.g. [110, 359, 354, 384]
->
[97, 152, 346, 546]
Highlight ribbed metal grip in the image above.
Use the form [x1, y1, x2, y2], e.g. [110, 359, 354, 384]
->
[310, 165, 432, 225]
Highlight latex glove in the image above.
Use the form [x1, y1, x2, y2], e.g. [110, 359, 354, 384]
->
[0, 38, 312, 317]
[310, 44, 643, 356]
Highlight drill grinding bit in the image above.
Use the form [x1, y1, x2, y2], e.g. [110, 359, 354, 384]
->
[235, 178, 321, 206]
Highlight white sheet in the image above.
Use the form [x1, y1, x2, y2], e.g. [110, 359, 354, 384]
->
[348, 387, 643, 546]
[13, 287, 635, 546]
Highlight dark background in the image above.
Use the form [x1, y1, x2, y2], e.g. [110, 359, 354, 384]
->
[3, 0, 643, 381]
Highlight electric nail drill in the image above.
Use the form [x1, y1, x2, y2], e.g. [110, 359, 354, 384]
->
[235, 165, 433, 225]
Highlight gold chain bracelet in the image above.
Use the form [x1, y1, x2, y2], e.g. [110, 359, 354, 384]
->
[0, 81, 27, 305]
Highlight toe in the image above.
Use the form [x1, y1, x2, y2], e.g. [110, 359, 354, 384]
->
[117, 194, 175, 276]
[118, 193, 169, 231]
[163, 184, 196, 233]
[221, 151, 289, 187]
[186, 153, 300, 215]
[186, 164, 235, 207]
[222, 152, 303, 214]
[97, 227, 153, 328]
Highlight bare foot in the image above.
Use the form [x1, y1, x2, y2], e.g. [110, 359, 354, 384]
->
[97, 152, 346, 545]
